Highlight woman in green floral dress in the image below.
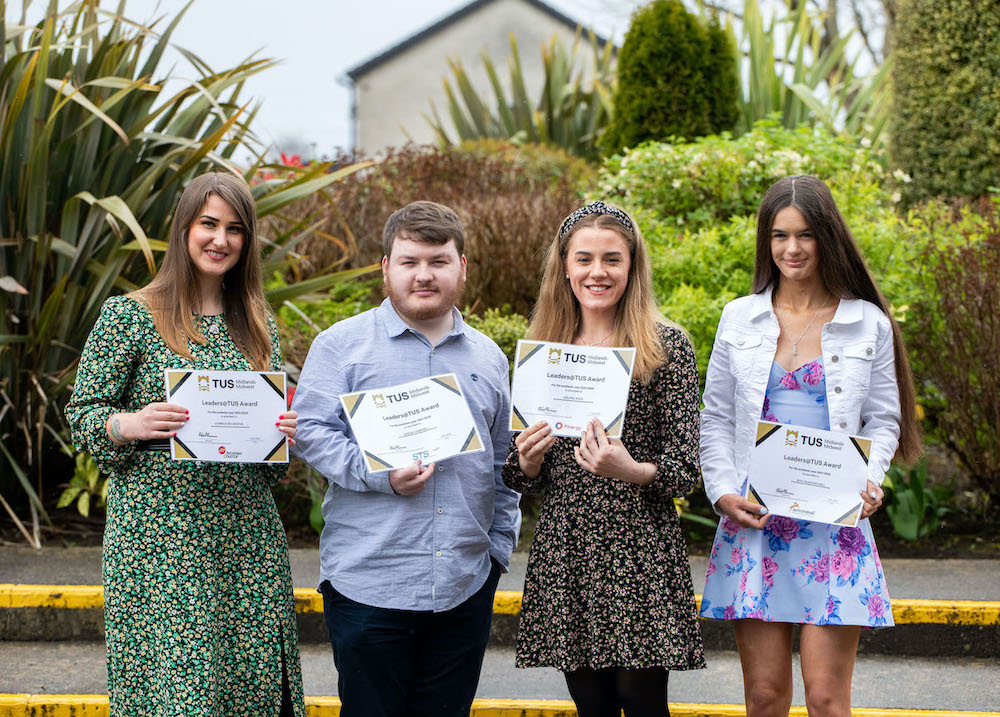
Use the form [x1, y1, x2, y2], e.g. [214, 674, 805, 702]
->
[66, 173, 305, 716]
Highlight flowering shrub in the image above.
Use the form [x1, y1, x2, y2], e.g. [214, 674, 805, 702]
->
[596, 120, 895, 227]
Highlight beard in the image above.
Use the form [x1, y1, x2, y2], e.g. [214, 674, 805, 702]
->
[385, 274, 466, 322]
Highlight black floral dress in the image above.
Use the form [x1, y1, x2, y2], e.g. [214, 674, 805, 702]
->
[65, 296, 304, 716]
[503, 324, 706, 672]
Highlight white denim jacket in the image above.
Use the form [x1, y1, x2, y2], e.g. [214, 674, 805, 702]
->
[700, 287, 902, 511]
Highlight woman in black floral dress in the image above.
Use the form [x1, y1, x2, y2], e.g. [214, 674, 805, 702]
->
[503, 202, 705, 716]
[66, 173, 304, 716]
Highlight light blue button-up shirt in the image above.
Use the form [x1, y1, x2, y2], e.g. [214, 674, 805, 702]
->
[292, 298, 520, 612]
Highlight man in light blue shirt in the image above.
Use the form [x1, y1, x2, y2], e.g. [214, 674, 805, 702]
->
[292, 200, 520, 717]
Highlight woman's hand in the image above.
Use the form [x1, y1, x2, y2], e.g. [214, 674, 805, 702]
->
[107, 403, 188, 444]
[574, 419, 653, 486]
[859, 480, 884, 519]
[276, 410, 298, 446]
[515, 421, 556, 478]
[715, 493, 770, 530]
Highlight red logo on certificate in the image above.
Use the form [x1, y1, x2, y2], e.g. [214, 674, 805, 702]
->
[218, 446, 226, 455]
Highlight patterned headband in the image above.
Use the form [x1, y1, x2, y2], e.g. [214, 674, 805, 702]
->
[558, 201, 634, 239]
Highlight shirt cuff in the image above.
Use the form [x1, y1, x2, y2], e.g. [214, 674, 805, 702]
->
[360, 468, 396, 495]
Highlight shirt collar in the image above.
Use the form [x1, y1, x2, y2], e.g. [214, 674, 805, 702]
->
[749, 285, 864, 325]
[377, 297, 466, 341]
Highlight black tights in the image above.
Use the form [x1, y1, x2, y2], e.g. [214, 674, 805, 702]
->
[564, 667, 670, 717]
[278, 633, 295, 717]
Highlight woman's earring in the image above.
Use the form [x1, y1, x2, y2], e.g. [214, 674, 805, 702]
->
[565, 274, 570, 280]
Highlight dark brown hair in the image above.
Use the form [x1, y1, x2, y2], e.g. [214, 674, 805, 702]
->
[130, 172, 273, 370]
[382, 200, 465, 257]
[753, 175, 921, 463]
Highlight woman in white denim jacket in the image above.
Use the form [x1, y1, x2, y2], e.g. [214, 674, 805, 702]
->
[699, 176, 921, 717]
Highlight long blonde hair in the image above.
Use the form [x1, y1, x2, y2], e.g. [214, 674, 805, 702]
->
[131, 172, 273, 370]
[529, 203, 668, 383]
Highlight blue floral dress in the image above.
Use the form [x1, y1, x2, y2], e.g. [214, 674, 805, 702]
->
[700, 358, 893, 627]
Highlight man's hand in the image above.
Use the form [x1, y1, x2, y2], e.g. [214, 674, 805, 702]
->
[715, 493, 770, 530]
[389, 460, 435, 496]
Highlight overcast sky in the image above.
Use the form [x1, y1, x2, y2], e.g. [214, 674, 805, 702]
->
[9, 0, 643, 159]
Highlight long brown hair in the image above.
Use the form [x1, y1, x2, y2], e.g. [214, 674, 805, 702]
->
[752, 175, 922, 463]
[529, 203, 668, 383]
[131, 172, 273, 370]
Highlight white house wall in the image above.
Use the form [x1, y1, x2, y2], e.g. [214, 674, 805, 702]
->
[353, 0, 591, 154]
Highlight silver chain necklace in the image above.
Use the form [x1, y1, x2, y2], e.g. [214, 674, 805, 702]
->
[775, 293, 829, 356]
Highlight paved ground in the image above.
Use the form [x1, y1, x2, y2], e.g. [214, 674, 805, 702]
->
[1, 642, 998, 711]
[3, 547, 999, 601]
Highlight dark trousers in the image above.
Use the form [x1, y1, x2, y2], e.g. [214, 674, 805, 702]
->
[320, 560, 501, 717]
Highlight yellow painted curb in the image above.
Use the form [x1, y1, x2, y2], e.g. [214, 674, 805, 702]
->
[0, 695, 993, 717]
[2, 585, 999, 626]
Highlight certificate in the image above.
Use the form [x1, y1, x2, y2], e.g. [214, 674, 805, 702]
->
[509, 340, 636, 438]
[747, 421, 873, 526]
[164, 369, 289, 463]
[340, 373, 484, 471]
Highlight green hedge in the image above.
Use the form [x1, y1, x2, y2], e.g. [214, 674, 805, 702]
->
[891, 0, 1000, 203]
[597, 121, 889, 228]
[601, 0, 739, 154]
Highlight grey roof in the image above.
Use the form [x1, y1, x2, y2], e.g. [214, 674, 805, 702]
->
[346, 0, 612, 80]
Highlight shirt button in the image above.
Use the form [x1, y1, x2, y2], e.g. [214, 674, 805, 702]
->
[834, 386, 842, 394]
[437, 465, 444, 472]
[831, 355, 839, 362]
[737, 339, 745, 345]
[436, 551, 442, 557]
[828, 326, 835, 333]
[866, 347, 873, 355]
[438, 507, 443, 514]
[839, 421, 847, 429]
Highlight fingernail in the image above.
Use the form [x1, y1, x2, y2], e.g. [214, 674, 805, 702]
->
[172, 432, 177, 437]
[760, 508, 769, 514]
[275, 421, 280, 426]
[185, 410, 189, 415]
[869, 491, 877, 499]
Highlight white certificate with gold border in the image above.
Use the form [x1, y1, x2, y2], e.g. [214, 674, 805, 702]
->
[747, 421, 872, 527]
[164, 369, 289, 463]
[340, 373, 484, 472]
[509, 340, 636, 438]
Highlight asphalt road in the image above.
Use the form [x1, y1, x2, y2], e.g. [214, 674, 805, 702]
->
[1, 642, 998, 711]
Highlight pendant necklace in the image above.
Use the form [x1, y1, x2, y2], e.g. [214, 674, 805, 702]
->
[775, 293, 829, 356]
[580, 331, 613, 347]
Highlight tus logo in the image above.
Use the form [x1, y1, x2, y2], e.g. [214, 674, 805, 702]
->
[785, 429, 799, 446]
[547, 348, 562, 364]
[372, 393, 386, 408]
[198, 375, 210, 392]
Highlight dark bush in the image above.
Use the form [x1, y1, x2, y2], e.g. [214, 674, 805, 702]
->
[284, 142, 589, 316]
[891, 0, 1000, 204]
[911, 201, 1000, 509]
[600, 0, 739, 154]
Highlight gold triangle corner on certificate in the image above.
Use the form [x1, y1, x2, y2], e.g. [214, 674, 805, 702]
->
[432, 374, 461, 394]
[604, 412, 623, 438]
[516, 341, 545, 367]
[756, 421, 782, 445]
[172, 437, 197, 460]
[260, 372, 286, 399]
[746, 484, 767, 510]
[342, 392, 365, 418]
[462, 429, 482, 453]
[364, 452, 393, 472]
[850, 436, 872, 465]
[166, 371, 191, 394]
[834, 504, 863, 525]
[612, 348, 636, 374]
[510, 407, 528, 431]
[264, 438, 288, 462]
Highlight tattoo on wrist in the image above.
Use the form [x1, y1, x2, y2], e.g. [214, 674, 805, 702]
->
[108, 416, 126, 444]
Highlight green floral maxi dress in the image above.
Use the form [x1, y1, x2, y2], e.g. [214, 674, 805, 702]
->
[66, 296, 305, 716]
